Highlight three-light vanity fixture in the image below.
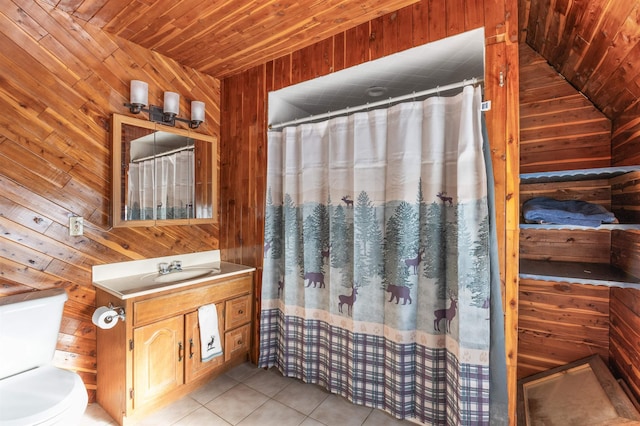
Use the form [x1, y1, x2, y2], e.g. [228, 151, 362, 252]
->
[124, 80, 205, 129]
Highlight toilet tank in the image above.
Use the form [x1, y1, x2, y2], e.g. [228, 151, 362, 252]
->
[0, 288, 68, 380]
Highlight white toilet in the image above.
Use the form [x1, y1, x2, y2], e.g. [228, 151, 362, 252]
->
[0, 288, 88, 425]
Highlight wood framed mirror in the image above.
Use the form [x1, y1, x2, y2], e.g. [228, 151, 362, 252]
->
[111, 113, 217, 227]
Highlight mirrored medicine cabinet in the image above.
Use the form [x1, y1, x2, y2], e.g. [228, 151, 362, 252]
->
[111, 113, 218, 227]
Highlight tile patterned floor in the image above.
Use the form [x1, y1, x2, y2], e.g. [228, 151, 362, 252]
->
[80, 362, 417, 426]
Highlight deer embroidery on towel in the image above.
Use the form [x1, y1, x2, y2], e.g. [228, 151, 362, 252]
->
[404, 248, 425, 275]
[386, 284, 412, 305]
[341, 195, 353, 207]
[434, 293, 457, 332]
[207, 336, 216, 350]
[338, 287, 358, 316]
[436, 192, 453, 206]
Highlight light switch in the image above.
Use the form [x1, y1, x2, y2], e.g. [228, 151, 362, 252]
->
[69, 216, 83, 236]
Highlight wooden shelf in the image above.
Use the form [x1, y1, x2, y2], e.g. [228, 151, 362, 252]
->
[519, 259, 640, 289]
[520, 224, 640, 230]
[520, 166, 640, 184]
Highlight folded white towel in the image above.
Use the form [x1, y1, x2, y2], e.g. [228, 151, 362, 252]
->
[198, 303, 223, 362]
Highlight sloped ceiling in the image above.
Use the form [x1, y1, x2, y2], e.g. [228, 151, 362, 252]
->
[51, 0, 640, 120]
[49, 0, 420, 78]
[520, 0, 640, 120]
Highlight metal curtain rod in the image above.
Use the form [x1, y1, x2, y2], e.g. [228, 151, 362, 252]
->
[269, 77, 484, 130]
[132, 145, 194, 163]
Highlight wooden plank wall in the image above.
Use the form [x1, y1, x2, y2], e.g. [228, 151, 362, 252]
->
[518, 0, 640, 169]
[519, 44, 611, 173]
[220, 0, 522, 421]
[518, 42, 613, 377]
[519, 0, 640, 124]
[610, 286, 640, 401]
[0, 2, 221, 402]
[518, 279, 611, 378]
[610, 185, 640, 402]
[613, 104, 640, 167]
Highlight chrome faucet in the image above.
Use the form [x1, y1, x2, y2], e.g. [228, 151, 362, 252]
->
[158, 262, 170, 275]
[158, 260, 182, 275]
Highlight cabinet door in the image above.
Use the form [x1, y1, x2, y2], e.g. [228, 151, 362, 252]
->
[133, 315, 184, 408]
[185, 304, 225, 383]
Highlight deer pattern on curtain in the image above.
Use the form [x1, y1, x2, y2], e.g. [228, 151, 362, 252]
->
[260, 86, 493, 425]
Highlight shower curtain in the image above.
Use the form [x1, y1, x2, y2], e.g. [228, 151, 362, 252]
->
[127, 150, 194, 220]
[260, 86, 506, 425]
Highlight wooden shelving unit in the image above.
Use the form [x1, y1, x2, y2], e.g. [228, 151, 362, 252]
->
[519, 166, 640, 288]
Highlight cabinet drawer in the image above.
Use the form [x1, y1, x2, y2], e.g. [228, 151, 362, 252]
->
[134, 275, 252, 326]
[225, 295, 251, 330]
[224, 324, 250, 362]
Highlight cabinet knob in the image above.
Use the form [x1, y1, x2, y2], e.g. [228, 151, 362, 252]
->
[178, 342, 184, 362]
[238, 309, 244, 315]
[189, 338, 194, 359]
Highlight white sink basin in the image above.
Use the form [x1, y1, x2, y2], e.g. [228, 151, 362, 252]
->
[93, 252, 257, 299]
[141, 267, 220, 284]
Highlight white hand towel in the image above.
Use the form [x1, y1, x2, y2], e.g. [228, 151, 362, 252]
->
[198, 303, 223, 362]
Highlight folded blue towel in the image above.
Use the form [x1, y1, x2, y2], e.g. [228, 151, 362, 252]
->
[523, 197, 616, 227]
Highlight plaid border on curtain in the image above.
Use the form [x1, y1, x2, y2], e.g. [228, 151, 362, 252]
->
[459, 360, 490, 424]
[259, 308, 490, 424]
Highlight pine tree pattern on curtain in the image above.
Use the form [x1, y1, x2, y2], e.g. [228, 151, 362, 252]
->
[260, 86, 492, 425]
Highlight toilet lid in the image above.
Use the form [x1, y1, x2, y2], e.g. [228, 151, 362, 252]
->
[0, 365, 87, 425]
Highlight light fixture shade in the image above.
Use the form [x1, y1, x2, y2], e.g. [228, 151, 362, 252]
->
[191, 101, 205, 123]
[163, 92, 180, 115]
[130, 80, 148, 106]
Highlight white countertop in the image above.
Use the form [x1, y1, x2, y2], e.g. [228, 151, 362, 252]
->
[92, 250, 255, 299]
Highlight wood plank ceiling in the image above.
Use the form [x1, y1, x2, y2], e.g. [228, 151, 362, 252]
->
[520, 0, 640, 121]
[52, 0, 640, 121]
[50, 0, 422, 78]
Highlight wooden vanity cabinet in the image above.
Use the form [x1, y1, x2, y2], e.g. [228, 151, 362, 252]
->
[95, 273, 253, 426]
